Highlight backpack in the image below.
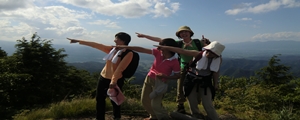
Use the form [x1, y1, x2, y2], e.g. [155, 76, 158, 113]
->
[119, 49, 140, 78]
[177, 39, 203, 64]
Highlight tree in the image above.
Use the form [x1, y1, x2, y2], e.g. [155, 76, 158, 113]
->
[0, 33, 95, 119]
[0, 47, 7, 58]
[256, 55, 294, 85]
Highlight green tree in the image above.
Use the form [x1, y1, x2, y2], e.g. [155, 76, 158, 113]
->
[0, 47, 7, 58]
[0, 33, 95, 119]
[256, 55, 293, 85]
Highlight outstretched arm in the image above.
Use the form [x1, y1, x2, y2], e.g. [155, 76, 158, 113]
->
[154, 45, 200, 57]
[115, 45, 152, 54]
[136, 32, 163, 43]
[67, 38, 112, 53]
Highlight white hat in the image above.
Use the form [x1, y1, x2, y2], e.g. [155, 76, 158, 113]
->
[203, 41, 225, 56]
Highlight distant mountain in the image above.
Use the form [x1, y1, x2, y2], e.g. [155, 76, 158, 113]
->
[2, 40, 299, 85]
[2, 40, 300, 62]
[222, 40, 300, 58]
[68, 56, 300, 85]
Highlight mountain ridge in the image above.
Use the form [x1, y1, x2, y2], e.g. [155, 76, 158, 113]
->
[2, 40, 300, 62]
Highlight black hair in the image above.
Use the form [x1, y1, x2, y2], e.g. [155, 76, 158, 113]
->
[159, 38, 178, 56]
[115, 32, 131, 45]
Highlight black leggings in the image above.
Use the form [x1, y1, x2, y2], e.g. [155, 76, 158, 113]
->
[96, 75, 124, 120]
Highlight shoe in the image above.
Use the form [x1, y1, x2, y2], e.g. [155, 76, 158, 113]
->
[175, 104, 186, 114]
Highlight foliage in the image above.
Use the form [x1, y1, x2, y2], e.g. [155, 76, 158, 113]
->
[215, 55, 300, 119]
[122, 77, 142, 99]
[256, 54, 294, 85]
[0, 33, 95, 119]
[0, 47, 7, 58]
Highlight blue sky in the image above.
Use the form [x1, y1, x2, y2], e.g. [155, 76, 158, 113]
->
[0, 0, 300, 48]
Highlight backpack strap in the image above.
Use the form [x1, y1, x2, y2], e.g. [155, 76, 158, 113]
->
[192, 39, 202, 51]
[119, 49, 130, 60]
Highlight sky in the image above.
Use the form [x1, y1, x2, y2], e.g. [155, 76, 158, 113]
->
[0, 0, 300, 48]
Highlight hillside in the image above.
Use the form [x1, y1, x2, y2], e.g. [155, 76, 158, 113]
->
[2, 40, 300, 82]
[2, 40, 300, 61]
[69, 55, 300, 86]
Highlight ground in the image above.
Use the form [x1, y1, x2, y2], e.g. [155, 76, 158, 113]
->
[61, 111, 239, 120]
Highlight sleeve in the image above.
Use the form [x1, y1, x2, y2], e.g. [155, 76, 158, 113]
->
[110, 51, 133, 84]
[79, 41, 112, 53]
[152, 48, 159, 56]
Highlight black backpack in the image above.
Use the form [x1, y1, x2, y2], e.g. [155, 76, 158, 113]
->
[119, 49, 140, 78]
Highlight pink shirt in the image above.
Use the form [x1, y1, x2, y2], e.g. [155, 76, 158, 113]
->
[147, 48, 181, 80]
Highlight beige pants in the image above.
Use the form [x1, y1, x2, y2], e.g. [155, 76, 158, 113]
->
[141, 76, 170, 120]
[176, 70, 187, 103]
[187, 85, 219, 120]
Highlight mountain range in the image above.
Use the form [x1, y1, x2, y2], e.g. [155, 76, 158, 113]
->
[1, 40, 300, 83]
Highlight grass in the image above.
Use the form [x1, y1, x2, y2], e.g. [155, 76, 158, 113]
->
[12, 97, 203, 120]
[12, 96, 300, 120]
[13, 97, 96, 120]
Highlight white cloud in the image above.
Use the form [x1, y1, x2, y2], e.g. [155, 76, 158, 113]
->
[59, 0, 180, 18]
[88, 19, 121, 29]
[0, 20, 36, 41]
[225, 0, 300, 15]
[0, 0, 180, 45]
[0, 3, 94, 43]
[236, 17, 252, 21]
[252, 32, 300, 40]
[153, 2, 180, 17]
[0, 0, 34, 11]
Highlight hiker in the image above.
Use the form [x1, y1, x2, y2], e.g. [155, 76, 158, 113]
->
[154, 41, 225, 120]
[67, 32, 138, 120]
[115, 38, 181, 120]
[136, 26, 207, 114]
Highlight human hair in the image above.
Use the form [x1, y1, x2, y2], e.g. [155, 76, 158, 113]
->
[159, 38, 178, 56]
[115, 32, 131, 45]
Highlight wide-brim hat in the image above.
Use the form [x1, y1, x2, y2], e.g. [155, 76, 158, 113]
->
[176, 26, 194, 38]
[203, 41, 225, 56]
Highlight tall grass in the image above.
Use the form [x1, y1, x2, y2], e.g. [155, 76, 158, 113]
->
[13, 97, 96, 120]
[13, 96, 300, 120]
[12, 96, 190, 120]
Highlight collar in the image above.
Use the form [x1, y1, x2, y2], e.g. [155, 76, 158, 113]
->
[164, 54, 177, 61]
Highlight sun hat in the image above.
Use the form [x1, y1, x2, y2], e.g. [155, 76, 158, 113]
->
[176, 26, 194, 38]
[107, 86, 125, 105]
[203, 41, 225, 56]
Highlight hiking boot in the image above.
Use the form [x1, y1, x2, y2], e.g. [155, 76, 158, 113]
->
[175, 104, 186, 114]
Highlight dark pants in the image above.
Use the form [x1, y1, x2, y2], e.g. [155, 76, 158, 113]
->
[96, 75, 125, 120]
